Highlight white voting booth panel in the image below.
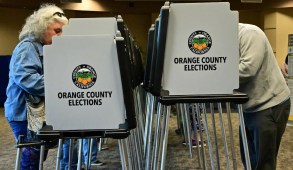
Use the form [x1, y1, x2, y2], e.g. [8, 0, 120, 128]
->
[62, 17, 118, 36]
[44, 35, 126, 130]
[162, 2, 239, 95]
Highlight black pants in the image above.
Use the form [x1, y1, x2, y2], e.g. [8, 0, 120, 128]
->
[240, 98, 290, 170]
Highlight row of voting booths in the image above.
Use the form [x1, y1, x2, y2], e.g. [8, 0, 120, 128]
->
[142, 2, 250, 170]
[15, 1, 251, 170]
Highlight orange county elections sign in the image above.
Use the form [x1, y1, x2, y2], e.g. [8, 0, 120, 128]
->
[162, 2, 239, 95]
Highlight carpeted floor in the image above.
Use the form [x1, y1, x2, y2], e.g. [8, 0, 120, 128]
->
[1, 106, 292, 170]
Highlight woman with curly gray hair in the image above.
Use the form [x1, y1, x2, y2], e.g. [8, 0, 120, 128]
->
[5, 3, 68, 169]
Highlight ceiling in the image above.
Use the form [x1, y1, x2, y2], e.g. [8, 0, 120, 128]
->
[0, 0, 293, 14]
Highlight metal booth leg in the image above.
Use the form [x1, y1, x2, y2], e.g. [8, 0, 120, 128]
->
[183, 103, 193, 158]
[131, 128, 142, 170]
[178, 103, 187, 144]
[86, 138, 94, 170]
[55, 139, 63, 170]
[39, 144, 45, 170]
[143, 92, 151, 151]
[175, 103, 182, 135]
[151, 102, 163, 170]
[196, 103, 207, 170]
[77, 139, 83, 170]
[15, 135, 25, 170]
[237, 104, 251, 170]
[15, 147, 22, 170]
[118, 139, 129, 170]
[159, 104, 171, 170]
[133, 127, 143, 168]
[201, 103, 215, 170]
[127, 131, 136, 170]
[157, 103, 170, 170]
[134, 86, 145, 155]
[209, 103, 220, 169]
[191, 103, 202, 169]
[144, 93, 156, 170]
[226, 102, 237, 170]
[98, 138, 102, 151]
[68, 139, 74, 170]
[217, 103, 231, 170]
[126, 136, 134, 170]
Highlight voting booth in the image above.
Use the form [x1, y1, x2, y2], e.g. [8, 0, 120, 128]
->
[44, 18, 134, 131]
[32, 17, 137, 170]
[143, 2, 251, 170]
[62, 17, 118, 36]
[44, 35, 127, 130]
[162, 3, 239, 95]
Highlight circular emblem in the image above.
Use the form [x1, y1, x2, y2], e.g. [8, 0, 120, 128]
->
[188, 30, 212, 55]
[72, 64, 97, 89]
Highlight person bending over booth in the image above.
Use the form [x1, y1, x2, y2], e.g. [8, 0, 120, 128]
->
[238, 23, 291, 170]
[4, 4, 68, 169]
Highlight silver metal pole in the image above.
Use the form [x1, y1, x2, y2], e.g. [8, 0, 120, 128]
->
[197, 103, 207, 170]
[160, 105, 171, 170]
[218, 103, 231, 170]
[55, 139, 63, 170]
[210, 103, 220, 170]
[156, 104, 167, 170]
[129, 131, 138, 170]
[183, 103, 193, 158]
[15, 147, 22, 170]
[98, 138, 102, 152]
[132, 129, 142, 170]
[133, 87, 145, 163]
[77, 139, 83, 170]
[135, 86, 145, 138]
[145, 94, 155, 170]
[180, 104, 188, 149]
[39, 144, 45, 170]
[191, 103, 202, 168]
[151, 102, 163, 169]
[86, 138, 93, 170]
[118, 139, 127, 170]
[237, 104, 251, 170]
[125, 137, 133, 170]
[68, 139, 74, 170]
[226, 102, 237, 170]
[135, 123, 144, 166]
[202, 103, 215, 170]
[143, 92, 152, 154]
[176, 103, 182, 135]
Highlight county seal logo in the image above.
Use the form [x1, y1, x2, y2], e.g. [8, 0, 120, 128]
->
[188, 30, 212, 55]
[72, 64, 97, 89]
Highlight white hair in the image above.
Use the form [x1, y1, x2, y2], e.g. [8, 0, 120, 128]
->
[19, 3, 68, 41]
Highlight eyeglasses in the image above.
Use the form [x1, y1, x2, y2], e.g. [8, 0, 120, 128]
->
[53, 12, 65, 18]
[54, 28, 62, 34]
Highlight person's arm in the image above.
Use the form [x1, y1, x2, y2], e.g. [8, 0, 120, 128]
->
[12, 42, 45, 96]
[281, 62, 288, 78]
[239, 29, 266, 84]
[281, 54, 289, 78]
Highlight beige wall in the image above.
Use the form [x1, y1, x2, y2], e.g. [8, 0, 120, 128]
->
[239, 10, 262, 28]
[263, 10, 276, 58]
[120, 14, 151, 58]
[0, 7, 32, 55]
[0, 7, 151, 60]
[276, 9, 293, 65]
[2, 6, 293, 67]
[261, 8, 293, 66]
[237, 8, 293, 67]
